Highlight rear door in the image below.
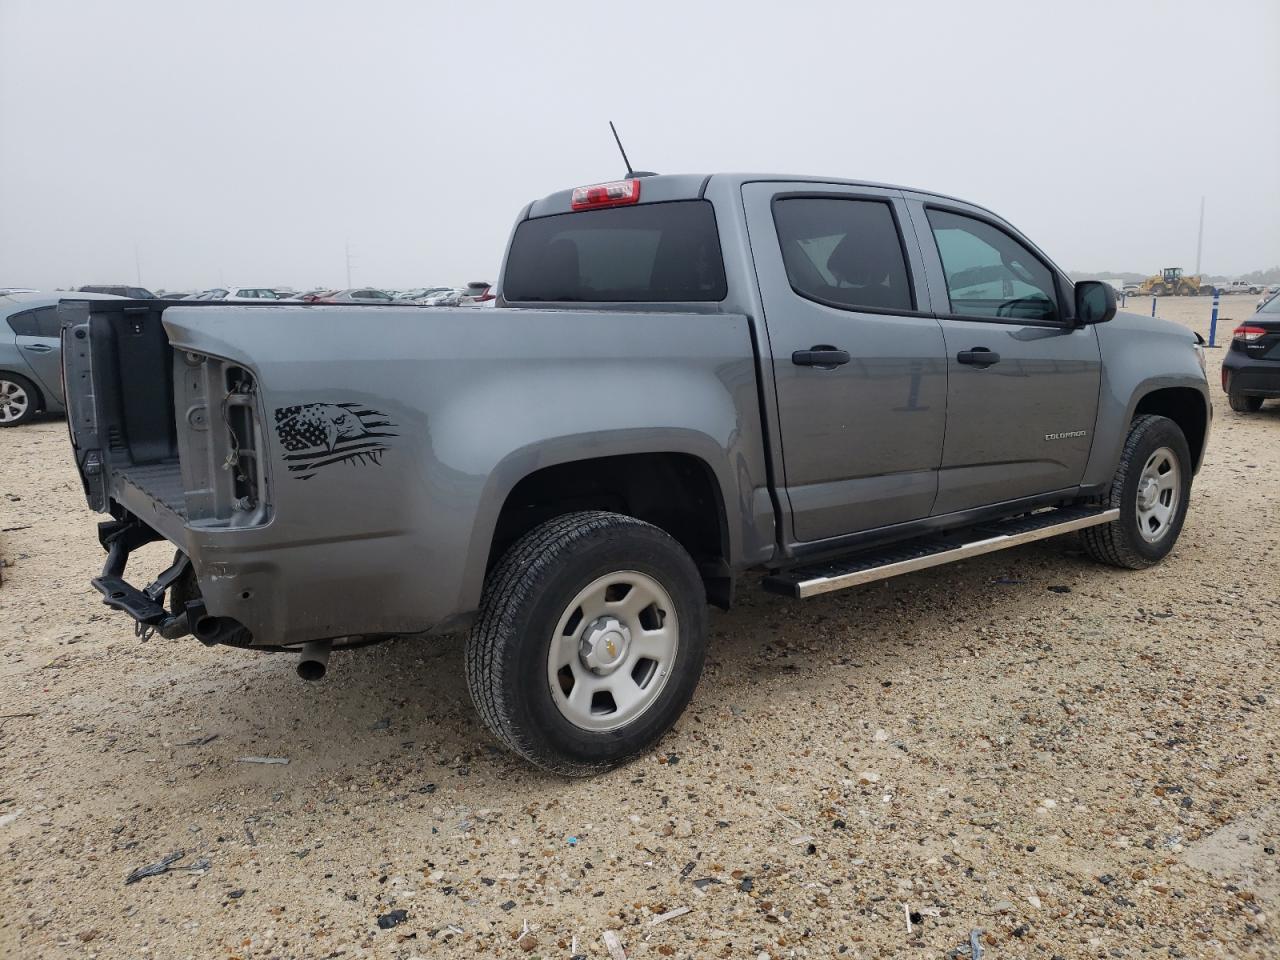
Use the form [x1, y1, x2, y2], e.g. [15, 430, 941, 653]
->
[908, 199, 1102, 514]
[742, 183, 947, 542]
[7, 306, 64, 399]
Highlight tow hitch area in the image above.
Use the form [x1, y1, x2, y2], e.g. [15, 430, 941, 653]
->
[90, 518, 194, 640]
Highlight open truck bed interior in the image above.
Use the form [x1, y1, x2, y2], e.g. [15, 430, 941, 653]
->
[63, 297, 269, 544]
[62, 299, 186, 537]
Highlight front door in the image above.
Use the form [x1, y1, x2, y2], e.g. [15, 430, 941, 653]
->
[743, 183, 948, 543]
[910, 202, 1102, 515]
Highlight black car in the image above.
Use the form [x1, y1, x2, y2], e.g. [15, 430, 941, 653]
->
[1222, 292, 1280, 412]
[77, 284, 156, 299]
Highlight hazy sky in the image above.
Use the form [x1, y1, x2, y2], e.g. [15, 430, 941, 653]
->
[2, 0, 1277, 291]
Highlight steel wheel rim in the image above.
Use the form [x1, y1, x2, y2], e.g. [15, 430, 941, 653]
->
[547, 570, 679, 732]
[0, 379, 29, 423]
[1135, 446, 1180, 543]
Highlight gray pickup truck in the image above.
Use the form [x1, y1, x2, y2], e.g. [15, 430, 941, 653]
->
[61, 173, 1211, 775]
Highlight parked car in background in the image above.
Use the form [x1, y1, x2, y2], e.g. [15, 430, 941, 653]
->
[1222, 292, 1280, 412]
[1222, 280, 1264, 295]
[459, 280, 495, 304]
[78, 284, 155, 298]
[419, 287, 464, 306]
[315, 288, 397, 303]
[223, 287, 282, 302]
[282, 289, 336, 302]
[1121, 282, 1142, 297]
[395, 287, 453, 304]
[1, 291, 121, 426]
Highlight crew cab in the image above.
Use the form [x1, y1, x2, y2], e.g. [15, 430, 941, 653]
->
[60, 173, 1211, 775]
[1221, 279, 1264, 295]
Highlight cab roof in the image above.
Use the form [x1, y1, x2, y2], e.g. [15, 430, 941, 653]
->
[524, 173, 997, 220]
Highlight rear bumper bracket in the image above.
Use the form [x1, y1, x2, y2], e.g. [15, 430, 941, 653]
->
[91, 517, 191, 639]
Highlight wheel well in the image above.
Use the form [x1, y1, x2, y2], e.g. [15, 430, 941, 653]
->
[489, 453, 732, 606]
[1134, 387, 1207, 468]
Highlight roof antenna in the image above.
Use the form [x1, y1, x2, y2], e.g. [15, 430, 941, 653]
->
[608, 121, 657, 178]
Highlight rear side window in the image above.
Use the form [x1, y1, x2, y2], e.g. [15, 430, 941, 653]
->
[772, 198, 914, 312]
[926, 209, 1060, 323]
[7, 307, 59, 338]
[503, 200, 727, 302]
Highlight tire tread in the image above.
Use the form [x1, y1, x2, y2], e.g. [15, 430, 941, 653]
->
[1081, 414, 1185, 570]
[465, 510, 693, 775]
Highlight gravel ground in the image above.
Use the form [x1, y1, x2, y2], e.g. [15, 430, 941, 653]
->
[1, 295, 1277, 959]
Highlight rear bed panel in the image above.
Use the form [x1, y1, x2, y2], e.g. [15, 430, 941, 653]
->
[63, 301, 772, 646]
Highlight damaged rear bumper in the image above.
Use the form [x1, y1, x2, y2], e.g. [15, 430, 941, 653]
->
[90, 517, 251, 645]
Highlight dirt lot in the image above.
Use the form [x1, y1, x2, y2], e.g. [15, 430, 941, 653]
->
[1, 294, 1277, 960]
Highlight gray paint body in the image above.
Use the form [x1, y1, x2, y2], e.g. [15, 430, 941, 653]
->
[64, 174, 1210, 647]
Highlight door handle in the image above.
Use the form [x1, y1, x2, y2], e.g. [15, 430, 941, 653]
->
[956, 347, 1000, 367]
[22, 344, 53, 353]
[792, 346, 851, 368]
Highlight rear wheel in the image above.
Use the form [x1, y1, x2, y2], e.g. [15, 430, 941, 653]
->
[465, 511, 707, 776]
[0, 373, 38, 426]
[1229, 392, 1264, 413]
[1082, 415, 1192, 569]
[1151, 283, 1167, 297]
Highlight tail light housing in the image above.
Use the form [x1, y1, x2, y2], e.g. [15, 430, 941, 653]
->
[1233, 325, 1267, 342]
[571, 179, 641, 210]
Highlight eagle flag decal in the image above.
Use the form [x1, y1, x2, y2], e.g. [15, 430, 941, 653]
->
[273, 402, 398, 480]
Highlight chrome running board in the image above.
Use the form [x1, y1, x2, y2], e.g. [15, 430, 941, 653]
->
[764, 506, 1119, 600]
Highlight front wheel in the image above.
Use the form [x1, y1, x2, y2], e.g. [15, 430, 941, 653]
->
[1081, 414, 1192, 569]
[465, 511, 707, 776]
[1229, 392, 1264, 413]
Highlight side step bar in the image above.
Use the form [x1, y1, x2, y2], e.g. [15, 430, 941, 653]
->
[764, 505, 1119, 600]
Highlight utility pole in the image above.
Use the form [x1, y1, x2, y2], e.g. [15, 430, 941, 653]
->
[345, 240, 354, 288]
[1194, 196, 1205, 276]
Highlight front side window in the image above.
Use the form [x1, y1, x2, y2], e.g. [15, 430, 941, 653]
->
[503, 200, 727, 302]
[927, 209, 1059, 323]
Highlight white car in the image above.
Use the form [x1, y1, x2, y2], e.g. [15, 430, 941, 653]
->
[189, 287, 281, 302]
[1222, 280, 1263, 296]
[223, 286, 282, 302]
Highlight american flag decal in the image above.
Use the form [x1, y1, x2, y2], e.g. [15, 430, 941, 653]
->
[273, 402, 397, 480]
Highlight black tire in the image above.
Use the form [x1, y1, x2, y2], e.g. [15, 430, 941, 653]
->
[0, 372, 39, 427]
[1081, 414, 1192, 570]
[1228, 392, 1264, 413]
[465, 510, 707, 776]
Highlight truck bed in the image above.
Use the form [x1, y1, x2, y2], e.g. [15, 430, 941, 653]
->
[116, 460, 187, 519]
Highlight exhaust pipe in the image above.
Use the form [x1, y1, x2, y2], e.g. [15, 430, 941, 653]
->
[296, 640, 332, 681]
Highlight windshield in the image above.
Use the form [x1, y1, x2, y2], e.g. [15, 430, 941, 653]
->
[503, 200, 727, 303]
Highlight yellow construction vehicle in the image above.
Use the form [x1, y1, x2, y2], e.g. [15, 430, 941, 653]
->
[1136, 267, 1208, 297]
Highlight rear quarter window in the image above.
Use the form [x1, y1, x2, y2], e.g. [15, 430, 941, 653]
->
[503, 200, 727, 303]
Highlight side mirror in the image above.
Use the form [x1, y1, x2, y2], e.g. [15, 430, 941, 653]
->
[1075, 280, 1116, 325]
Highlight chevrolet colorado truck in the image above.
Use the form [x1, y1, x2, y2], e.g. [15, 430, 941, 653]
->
[61, 173, 1211, 775]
